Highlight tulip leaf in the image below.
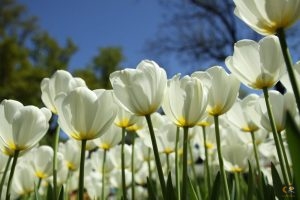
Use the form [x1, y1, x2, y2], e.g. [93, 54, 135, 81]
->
[58, 186, 64, 200]
[286, 112, 300, 200]
[47, 185, 53, 200]
[166, 172, 177, 200]
[261, 173, 275, 200]
[188, 176, 199, 200]
[271, 162, 284, 200]
[147, 177, 157, 200]
[209, 171, 221, 200]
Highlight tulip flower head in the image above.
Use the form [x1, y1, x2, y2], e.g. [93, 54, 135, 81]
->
[256, 90, 297, 132]
[162, 74, 208, 127]
[226, 35, 286, 90]
[0, 100, 51, 155]
[41, 70, 86, 114]
[114, 103, 141, 128]
[234, 0, 300, 35]
[110, 60, 167, 116]
[55, 87, 117, 140]
[28, 145, 54, 179]
[93, 124, 122, 150]
[226, 94, 260, 132]
[223, 144, 252, 173]
[90, 149, 115, 174]
[59, 139, 81, 171]
[11, 164, 36, 198]
[206, 66, 240, 116]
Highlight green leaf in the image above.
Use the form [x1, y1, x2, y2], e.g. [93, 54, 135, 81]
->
[271, 162, 284, 200]
[166, 172, 177, 200]
[286, 112, 300, 200]
[46, 184, 53, 200]
[210, 171, 221, 200]
[188, 176, 199, 200]
[261, 173, 275, 200]
[147, 177, 157, 200]
[58, 186, 64, 200]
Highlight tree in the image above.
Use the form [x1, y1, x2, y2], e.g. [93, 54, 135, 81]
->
[0, 0, 125, 107]
[0, 0, 77, 106]
[74, 47, 124, 89]
[146, 0, 300, 72]
[30, 32, 77, 73]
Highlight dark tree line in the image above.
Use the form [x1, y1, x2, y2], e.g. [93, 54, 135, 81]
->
[146, 0, 300, 72]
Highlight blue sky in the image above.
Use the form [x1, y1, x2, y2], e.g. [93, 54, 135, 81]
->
[19, 0, 181, 77]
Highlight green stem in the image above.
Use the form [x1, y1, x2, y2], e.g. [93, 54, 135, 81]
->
[278, 131, 293, 182]
[121, 127, 127, 200]
[181, 127, 189, 200]
[0, 156, 12, 199]
[250, 131, 261, 173]
[166, 153, 170, 174]
[101, 149, 107, 200]
[213, 115, 230, 200]
[53, 125, 60, 199]
[64, 171, 72, 200]
[131, 133, 135, 200]
[277, 28, 300, 114]
[147, 148, 152, 181]
[37, 178, 42, 190]
[5, 150, 20, 200]
[250, 131, 264, 199]
[78, 139, 87, 200]
[262, 88, 290, 185]
[145, 114, 166, 199]
[202, 126, 211, 196]
[188, 138, 201, 199]
[175, 126, 181, 200]
[234, 172, 240, 200]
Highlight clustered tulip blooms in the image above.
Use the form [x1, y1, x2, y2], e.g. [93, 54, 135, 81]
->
[1, 0, 300, 199]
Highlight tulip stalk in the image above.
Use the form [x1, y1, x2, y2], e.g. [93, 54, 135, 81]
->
[121, 127, 127, 200]
[262, 88, 290, 185]
[147, 148, 152, 181]
[250, 131, 261, 173]
[78, 139, 87, 200]
[166, 154, 170, 174]
[5, 150, 20, 200]
[52, 125, 60, 199]
[213, 115, 230, 200]
[277, 28, 300, 114]
[278, 131, 293, 182]
[131, 132, 136, 200]
[188, 138, 201, 198]
[250, 130, 265, 198]
[202, 126, 211, 195]
[145, 114, 166, 199]
[0, 156, 12, 199]
[101, 149, 107, 200]
[234, 172, 241, 200]
[37, 178, 42, 190]
[175, 126, 181, 200]
[181, 127, 189, 200]
[65, 171, 72, 200]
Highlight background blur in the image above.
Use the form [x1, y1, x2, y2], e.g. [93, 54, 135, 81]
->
[1, 0, 300, 107]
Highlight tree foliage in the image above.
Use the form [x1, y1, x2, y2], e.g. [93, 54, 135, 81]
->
[74, 46, 124, 89]
[0, 0, 124, 106]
